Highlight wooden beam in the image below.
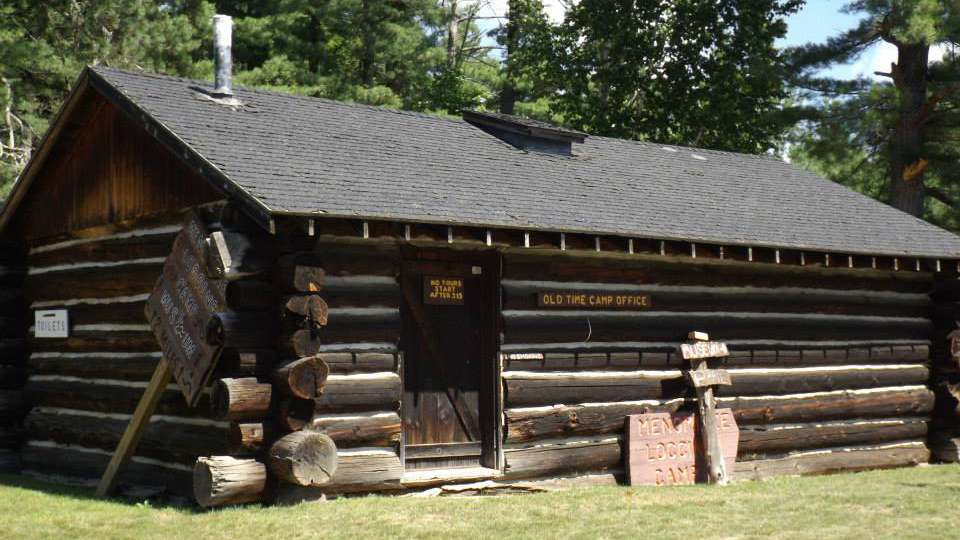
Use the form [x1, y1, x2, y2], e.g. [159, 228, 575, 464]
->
[95, 359, 173, 497]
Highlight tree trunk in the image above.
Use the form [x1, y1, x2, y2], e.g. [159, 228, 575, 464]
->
[888, 43, 929, 216]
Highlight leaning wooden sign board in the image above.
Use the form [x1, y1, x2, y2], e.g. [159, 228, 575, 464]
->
[625, 410, 739, 486]
[97, 211, 227, 496]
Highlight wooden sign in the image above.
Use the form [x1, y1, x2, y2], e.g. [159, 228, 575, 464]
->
[537, 292, 651, 309]
[685, 369, 731, 388]
[625, 409, 739, 486]
[34, 309, 69, 338]
[679, 341, 729, 360]
[144, 212, 227, 406]
[423, 276, 464, 305]
[501, 352, 545, 361]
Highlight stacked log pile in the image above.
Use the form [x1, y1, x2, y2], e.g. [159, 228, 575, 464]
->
[499, 254, 934, 481]
[191, 213, 404, 506]
[0, 247, 26, 473]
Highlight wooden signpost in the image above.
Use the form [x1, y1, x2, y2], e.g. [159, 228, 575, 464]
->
[679, 331, 732, 485]
[96, 212, 227, 496]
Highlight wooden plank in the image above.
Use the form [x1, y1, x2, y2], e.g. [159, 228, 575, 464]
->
[95, 359, 172, 497]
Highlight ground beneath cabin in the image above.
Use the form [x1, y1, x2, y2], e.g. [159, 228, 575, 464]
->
[1, 466, 958, 539]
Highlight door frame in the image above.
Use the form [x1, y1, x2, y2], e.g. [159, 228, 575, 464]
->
[398, 247, 502, 471]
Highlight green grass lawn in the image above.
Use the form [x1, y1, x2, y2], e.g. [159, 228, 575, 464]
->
[2, 465, 959, 540]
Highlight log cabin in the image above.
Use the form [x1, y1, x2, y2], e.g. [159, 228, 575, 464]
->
[2, 35, 960, 504]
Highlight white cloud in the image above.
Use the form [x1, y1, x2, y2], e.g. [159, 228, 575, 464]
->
[475, 0, 569, 24]
[855, 41, 950, 81]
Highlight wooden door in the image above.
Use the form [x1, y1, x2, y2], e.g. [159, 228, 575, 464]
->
[401, 251, 499, 470]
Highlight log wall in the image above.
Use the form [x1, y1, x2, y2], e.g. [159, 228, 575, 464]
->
[498, 252, 935, 480]
[0, 247, 26, 472]
[17, 212, 223, 494]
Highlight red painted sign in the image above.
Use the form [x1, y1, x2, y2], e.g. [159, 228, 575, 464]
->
[625, 409, 739, 486]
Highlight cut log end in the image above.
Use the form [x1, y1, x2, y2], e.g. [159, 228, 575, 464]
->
[212, 378, 272, 421]
[272, 357, 330, 400]
[267, 431, 338, 487]
[193, 456, 267, 507]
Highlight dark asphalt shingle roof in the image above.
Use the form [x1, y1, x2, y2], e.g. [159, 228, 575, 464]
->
[92, 67, 960, 258]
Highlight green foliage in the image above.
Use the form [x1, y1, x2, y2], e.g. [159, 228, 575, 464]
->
[787, 0, 960, 226]
[542, 0, 803, 153]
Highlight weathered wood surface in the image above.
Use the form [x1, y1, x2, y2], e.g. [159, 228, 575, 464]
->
[274, 253, 325, 293]
[25, 378, 213, 417]
[28, 354, 160, 381]
[320, 277, 399, 308]
[312, 449, 403, 493]
[503, 366, 929, 407]
[311, 412, 402, 448]
[929, 435, 960, 462]
[502, 438, 622, 480]
[502, 345, 930, 372]
[206, 230, 274, 281]
[26, 409, 227, 464]
[267, 431, 338, 486]
[281, 310, 401, 354]
[502, 310, 932, 344]
[502, 280, 932, 317]
[319, 352, 399, 374]
[734, 443, 930, 479]
[194, 456, 267, 507]
[502, 255, 931, 293]
[228, 422, 269, 456]
[314, 374, 402, 413]
[212, 378, 272, 421]
[738, 419, 928, 455]
[283, 296, 329, 327]
[28, 299, 145, 326]
[20, 442, 193, 495]
[24, 263, 162, 301]
[723, 387, 935, 425]
[504, 387, 934, 443]
[27, 331, 159, 353]
[216, 349, 279, 378]
[28, 230, 177, 268]
[275, 397, 315, 432]
[272, 357, 329, 400]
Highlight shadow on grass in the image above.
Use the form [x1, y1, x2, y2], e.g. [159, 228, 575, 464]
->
[895, 481, 960, 492]
[0, 473, 203, 512]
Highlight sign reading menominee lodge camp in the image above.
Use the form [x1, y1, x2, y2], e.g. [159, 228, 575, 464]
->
[625, 410, 739, 486]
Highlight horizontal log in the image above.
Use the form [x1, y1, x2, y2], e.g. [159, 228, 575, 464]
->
[503, 366, 929, 408]
[314, 374, 402, 413]
[505, 400, 687, 444]
[310, 245, 400, 278]
[0, 449, 19, 473]
[929, 434, 960, 463]
[20, 442, 192, 496]
[315, 449, 403, 493]
[320, 276, 399, 308]
[502, 437, 622, 480]
[504, 387, 935, 444]
[281, 310, 401, 354]
[738, 419, 928, 456]
[272, 357, 329, 400]
[721, 386, 935, 425]
[212, 378, 272, 421]
[283, 295, 329, 327]
[205, 313, 276, 349]
[311, 411, 402, 448]
[29, 299, 145, 326]
[502, 280, 932, 317]
[25, 378, 211, 417]
[317, 352, 399, 374]
[502, 310, 933, 344]
[228, 422, 271, 456]
[733, 442, 930, 479]
[194, 456, 267, 507]
[274, 253, 325, 293]
[24, 263, 162, 301]
[25, 409, 227, 464]
[28, 354, 159, 381]
[502, 254, 931, 293]
[28, 331, 159, 353]
[267, 431, 338, 486]
[216, 349, 279, 378]
[28, 230, 177, 268]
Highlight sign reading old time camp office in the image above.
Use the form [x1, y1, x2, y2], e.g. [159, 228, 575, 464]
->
[537, 292, 651, 309]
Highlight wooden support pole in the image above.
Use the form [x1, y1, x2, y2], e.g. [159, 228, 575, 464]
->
[95, 360, 173, 497]
[681, 332, 730, 486]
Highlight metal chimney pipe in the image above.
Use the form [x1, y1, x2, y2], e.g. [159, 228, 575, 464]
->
[212, 14, 233, 96]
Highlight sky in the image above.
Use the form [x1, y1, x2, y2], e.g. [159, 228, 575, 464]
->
[475, 0, 949, 81]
